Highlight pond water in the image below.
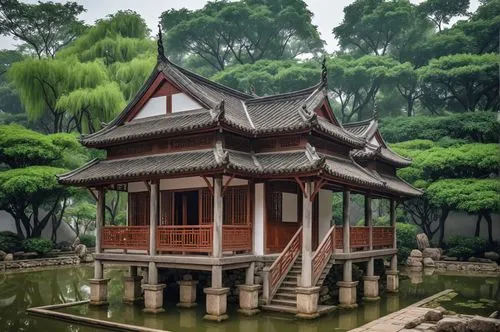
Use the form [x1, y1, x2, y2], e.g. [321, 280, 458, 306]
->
[0, 265, 498, 332]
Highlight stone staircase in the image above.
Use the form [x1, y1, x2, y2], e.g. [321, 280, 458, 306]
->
[261, 255, 336, 314]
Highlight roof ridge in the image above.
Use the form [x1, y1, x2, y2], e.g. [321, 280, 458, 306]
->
[342, 118, 375, 128]
[245, 83, 322, 104]
[57, 158, 100, 181]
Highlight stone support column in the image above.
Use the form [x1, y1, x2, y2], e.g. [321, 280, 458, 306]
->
[338, 260, 358, 308]
[124, 266, 142, 303]
[177, 275, 198, 308]
[142, 182, 165, 313]
[343, 189, 351, 253]
[363, 259, 380, 301]
[296, 181, 320, 319]
[204, 264, 229, 322]
[238, 262, 260, 316]
[387, 198, 399, 293]
[90, 188, 108, 306]
[213, 177, 223, 258]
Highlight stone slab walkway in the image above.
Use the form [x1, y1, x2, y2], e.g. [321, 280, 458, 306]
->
[349, 290, 453, 332]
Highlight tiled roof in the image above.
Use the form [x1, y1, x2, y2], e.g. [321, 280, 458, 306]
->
[343, 119, 411, 167]
[57, 150, 224, 185]
[81, 110, 217, 146]
[367, 169, 422, 197]
[322, 154, 383, 188]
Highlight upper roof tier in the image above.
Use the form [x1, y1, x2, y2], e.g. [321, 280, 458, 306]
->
[343, 118, 412, 167]
[81, 58, 364, 148]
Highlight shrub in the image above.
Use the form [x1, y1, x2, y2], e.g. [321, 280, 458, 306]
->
[396, 223, 418, 263]
[445, 236, 488, 260]
[0, 231, 23, 253]
[79, 234, 96, 248]
[22, 238, 53, 255]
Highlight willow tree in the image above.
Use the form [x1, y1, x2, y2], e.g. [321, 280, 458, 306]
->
[8, 57, 124, 133]
[110, 55, 155, 101]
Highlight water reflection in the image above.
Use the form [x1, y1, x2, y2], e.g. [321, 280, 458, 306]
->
[0, 266, 498, 332]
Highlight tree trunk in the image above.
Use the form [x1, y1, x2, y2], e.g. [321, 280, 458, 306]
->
[438, 208, 450, 247]
[474, 214, 482, 237]
[483, 213, 493, 244]
[407, 96, 414, 117]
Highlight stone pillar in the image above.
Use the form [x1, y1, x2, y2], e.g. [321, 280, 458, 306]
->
[338, 260, 358, 308]
[364, 258, 380, 301]
[365, 194, 372, 250]
[343, 189, 351, 253]
[123, 266, 142, 303]
[142, 261, 166, 313]
[238, 262, 260, 315]
[387, 269, 399, 293]
[90, 188, 108, 306]
[177, 275, 198, 308]
[296, 182, 320, 319]
[149, 181, 159, 256]
[204, 265, 229, 322]
[301, 181, 313, 288]
[213, 177, 223, 258]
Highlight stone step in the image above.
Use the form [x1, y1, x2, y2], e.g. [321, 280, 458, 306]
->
[261, 304, 298, 314]
[274, 292, 296, 300]
[282, 280, 298, 286]
[278, 287, 297, 292]
[271, 298, 297, 307]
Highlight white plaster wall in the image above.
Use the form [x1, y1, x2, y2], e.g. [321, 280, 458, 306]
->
[0, 210, 76, 243]
[134, 96, 166, 119]
[172, 93, 202, 113]
[128, 176, 248, 193]
[318, 189, 333, 241]
[253, 183, 265, 255]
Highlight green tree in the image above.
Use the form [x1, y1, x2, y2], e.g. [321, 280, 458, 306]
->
[333, 0, 417, 56]
[63, 201, 96, 237]
[0, 50, 25, 124]
[0, 125, 88, 239]
[161, 0, 323, 71]
[427, 178, 499, 243]
[0, 0, 86, 58]
[418, 0, 470, 32]
[418, 53, 499, 112]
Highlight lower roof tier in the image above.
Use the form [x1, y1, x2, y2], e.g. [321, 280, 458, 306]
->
[57, 147, 421, 197]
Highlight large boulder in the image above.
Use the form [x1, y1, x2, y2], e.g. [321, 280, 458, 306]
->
[416, 233, 430, 250]
[74, 244, 87, 259]
[406, 257, 423, 267]
[436, 317, 467, 332]
[4, 253, 13, 261]
[484, 251, 500, 262]
[466, 316, 499, 332]
[423, 248, 441, 261]
[423, 257, 436, 267]
[410, 249, 423, 259]
[0, 250, 6, 261]
[424, 309, 443, 322]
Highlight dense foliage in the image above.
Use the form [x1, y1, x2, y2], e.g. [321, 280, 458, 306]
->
[0, 230, 22, 253]
[22, 237, 53, 255]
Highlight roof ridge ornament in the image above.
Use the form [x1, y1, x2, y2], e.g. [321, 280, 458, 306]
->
[157, 24, 166, 61]
[305, 143, 320, 162]
[214, 140, 228, 165]
[321, 55, 328, 88]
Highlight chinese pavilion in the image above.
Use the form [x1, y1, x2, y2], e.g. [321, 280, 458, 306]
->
[58, 28, 421, 320]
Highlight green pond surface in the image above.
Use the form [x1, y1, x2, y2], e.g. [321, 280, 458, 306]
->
[0, 265, 498, 332]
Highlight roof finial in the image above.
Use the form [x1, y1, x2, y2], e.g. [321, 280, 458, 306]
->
[157, 24, 165, 61]
[321, 55, 328, 87]
[373, 104, 379, 120]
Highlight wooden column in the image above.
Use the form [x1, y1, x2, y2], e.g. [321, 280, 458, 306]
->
[390, 198, 397, 270]
[149, 181, 159, 257]
[94, 188, 105, 279]
[301, 182, 313, 288]
[365, 194, 373, 250]
[213, 177, 223, 258]
[343, 189, 351, 254]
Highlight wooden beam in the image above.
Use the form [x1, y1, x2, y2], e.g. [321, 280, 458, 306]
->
[87, 188, 98, 201]
[201, 176, 214, 196]
[144, 181, 151, 192]
[294, 176, 308, 199]
[221, 174, 235, 196]
[310, 179, 326, 202]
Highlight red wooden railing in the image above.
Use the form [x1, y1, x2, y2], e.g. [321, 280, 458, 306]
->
[351, 227, 370, 249]
[372, 227, 394, 249]
[266, 226, 302, 301]
[334, 226, 343, 249]
[222, 224, 252, 252]
[156, 225, 213, 253]
[312, 225, 336, 285]
[101, 226, 149, 250]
